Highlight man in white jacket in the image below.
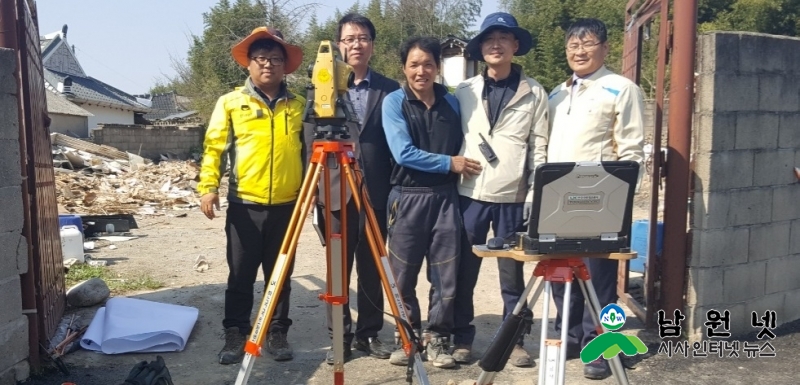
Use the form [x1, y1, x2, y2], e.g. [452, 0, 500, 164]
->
[450, 12, 549, 366]
[547, 18, 645, 380]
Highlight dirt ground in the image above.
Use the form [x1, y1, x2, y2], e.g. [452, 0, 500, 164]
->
[31, 182, 799, 385]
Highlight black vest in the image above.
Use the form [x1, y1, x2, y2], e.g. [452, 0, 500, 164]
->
[390, 84, 463, 187]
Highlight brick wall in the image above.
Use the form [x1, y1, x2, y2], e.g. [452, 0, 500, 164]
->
[687, 32, 800, 341]
[0, 48, 31, 383]
[90, 124, 204, 160]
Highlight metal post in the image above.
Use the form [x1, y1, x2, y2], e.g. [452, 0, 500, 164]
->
[660, 0, 697, 328]
[646, 0, 671, 329]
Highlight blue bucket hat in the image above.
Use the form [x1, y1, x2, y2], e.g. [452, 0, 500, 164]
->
[466, 12, 533, 61]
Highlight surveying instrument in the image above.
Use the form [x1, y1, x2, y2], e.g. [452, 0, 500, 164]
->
[234, 41, 430, 385]
[468, 161, 639, 385]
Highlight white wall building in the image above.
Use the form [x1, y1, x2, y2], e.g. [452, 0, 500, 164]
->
[40, 25, 150, 137]
[439, 36, 479, 88]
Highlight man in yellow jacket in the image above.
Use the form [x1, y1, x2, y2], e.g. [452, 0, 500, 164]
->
[196, 27, 306, 365]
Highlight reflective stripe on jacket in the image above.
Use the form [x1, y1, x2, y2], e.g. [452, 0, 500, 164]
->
[197, 80, 306, 205]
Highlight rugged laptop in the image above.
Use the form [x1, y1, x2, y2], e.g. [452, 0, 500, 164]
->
[524, 161, 640, 254]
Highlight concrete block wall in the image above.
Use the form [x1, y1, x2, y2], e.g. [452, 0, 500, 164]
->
[643, 99, 669, 146]
[0, 48, 31, 383]
[687, 32, 800, 341]
[90, 124, 204, 160]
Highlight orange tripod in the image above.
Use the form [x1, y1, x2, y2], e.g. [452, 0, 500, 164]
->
[235, 137, 430, 385]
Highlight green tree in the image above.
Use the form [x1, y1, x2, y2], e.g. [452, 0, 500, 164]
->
[306, 0, 482, 82]
[165, 0, 318, 120]
[699, 0, 800, 35]
[148, 81, 175, 95]
[501, 0, 627, 92]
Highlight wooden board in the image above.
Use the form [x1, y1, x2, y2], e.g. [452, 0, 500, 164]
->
[51, 133, 130, 160]
[472, 245, 637, 262]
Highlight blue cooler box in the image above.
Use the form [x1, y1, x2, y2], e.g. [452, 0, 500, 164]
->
[59, 214, 84, 235]
[629, 219, 663, 273]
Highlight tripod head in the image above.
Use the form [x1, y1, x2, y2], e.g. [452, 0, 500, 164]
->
[303, 40, 359, 140]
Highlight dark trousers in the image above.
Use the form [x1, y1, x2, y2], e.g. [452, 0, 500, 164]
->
[322, 199, 387, 344]
[452, 196, 530, 346]
[387, 185, 460, 337]
[551, 258, 619, 349]
[223, 202, 294, 335]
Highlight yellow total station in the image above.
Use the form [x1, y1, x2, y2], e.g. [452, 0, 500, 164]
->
[311, 40, 353, 120]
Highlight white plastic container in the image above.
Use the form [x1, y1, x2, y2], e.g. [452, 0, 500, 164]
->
[60, 225, 84, 263]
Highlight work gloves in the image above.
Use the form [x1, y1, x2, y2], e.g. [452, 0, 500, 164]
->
[122, 355, 174, 385]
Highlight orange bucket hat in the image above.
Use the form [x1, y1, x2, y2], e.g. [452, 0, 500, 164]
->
[231, 27, 303, 74]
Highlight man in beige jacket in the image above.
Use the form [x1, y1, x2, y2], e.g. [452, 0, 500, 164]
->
[547, 18, 645, 380]
[450, 12, 549, 367]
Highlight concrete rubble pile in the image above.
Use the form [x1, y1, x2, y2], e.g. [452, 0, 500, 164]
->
[51, 133, 207, 215]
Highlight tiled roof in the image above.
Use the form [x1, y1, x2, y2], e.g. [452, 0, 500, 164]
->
[43, 68, 150, 112]
[40, 35, 60, 58]
[143, 91, 194, 120]
[442, 35, 469, 46]
[46, 90, 93, 117]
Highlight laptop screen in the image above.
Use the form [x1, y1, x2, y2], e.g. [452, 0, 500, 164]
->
[526, 161, 640, 253]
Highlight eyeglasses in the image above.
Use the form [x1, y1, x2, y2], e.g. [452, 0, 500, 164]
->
[250, 56, 285, 66]
[340, 36, 372, 45]
[566, 41, 603, 53]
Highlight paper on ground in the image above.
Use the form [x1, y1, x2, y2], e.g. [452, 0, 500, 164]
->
[81, 297, 199, 354]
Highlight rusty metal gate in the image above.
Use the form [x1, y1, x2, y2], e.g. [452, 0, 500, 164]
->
[618, 0, 696, 329]
[0, 0, 65, 367]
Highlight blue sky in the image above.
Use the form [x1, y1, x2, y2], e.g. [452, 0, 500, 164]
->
[36, 0, 500, 95]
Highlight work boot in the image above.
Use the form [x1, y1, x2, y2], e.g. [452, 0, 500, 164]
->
[218, 327, 246, 365]
[584, 358, 611, 379]
[353, 337, 392, 359]
[325, 344, 352, 365]
[265, 331, 293, 361]
[451, 344, 471, 363]
[426, 336, 456, 368]
[509, 344, 534, 367]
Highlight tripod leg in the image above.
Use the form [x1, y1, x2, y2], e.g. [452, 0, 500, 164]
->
[475, 276, 543, 385]
[478, 276, 542, 372]
[578, 279, 629, 385]
[341, 162, 430, 385]
[537, 281, 552, 385]
[555, 281, 572, 385]
[328, 235, 346, 383]
[235, 161, 322, 385]
[319, 152, 350, 385]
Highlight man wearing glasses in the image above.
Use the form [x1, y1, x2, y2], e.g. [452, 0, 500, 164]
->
[547, 18, 644, 380]
[305, 13, 400, 365]
[198, 27, 306, 365]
